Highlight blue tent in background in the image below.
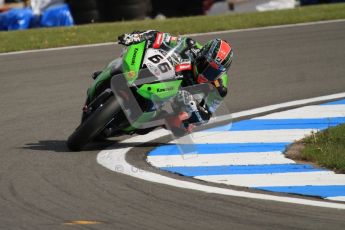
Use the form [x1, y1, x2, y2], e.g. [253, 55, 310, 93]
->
[0, 4, 74, 31]
[0, 8, 33, 31]
[40, 4, 74, 27]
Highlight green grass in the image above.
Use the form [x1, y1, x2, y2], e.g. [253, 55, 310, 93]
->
[301, 124, 345, 173]
[1, 3, 345, 53]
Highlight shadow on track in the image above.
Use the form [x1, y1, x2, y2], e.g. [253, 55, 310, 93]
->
[22, 139, 166, 153]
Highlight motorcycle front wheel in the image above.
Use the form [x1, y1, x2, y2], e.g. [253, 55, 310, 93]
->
[67, 96, 121, 151]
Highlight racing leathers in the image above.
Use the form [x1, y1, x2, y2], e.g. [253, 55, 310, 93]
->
[118, 30, 229, 135]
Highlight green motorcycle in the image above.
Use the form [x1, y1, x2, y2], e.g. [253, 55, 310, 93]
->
[67, 39, 197, 151]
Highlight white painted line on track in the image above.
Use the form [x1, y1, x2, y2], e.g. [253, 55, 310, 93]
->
[208, 92, 345, 126]
[147, 151, 294, 167]
[97, 92, 345, 209]
[185, 19, 345, 37]
[0, 42, 117, 57]
[327, 196, 345, 202]
[255, 105, 345, 119]
[1, 19, 344, 56]
[195, 171, 345, 187]
[181, 129, 315, 143]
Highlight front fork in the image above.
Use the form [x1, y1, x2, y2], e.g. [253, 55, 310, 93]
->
[82, 89, 113, 123]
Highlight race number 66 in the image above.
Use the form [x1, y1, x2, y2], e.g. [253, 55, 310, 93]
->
[147, 54, 172, 73]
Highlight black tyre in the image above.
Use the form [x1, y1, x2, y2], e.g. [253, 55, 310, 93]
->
[102, 0, 149, 21]
[67, 0, 98, 11]
[72, 10, 100, 24]
[67, 97, 121, 151]
[118, 3, 147, 19]
[67, 0, 101, 24]
[151, 0, 203, 17]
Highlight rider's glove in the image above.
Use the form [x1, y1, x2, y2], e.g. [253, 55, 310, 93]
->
[118, 32, 142, 46]
[176, 90, 211, 125]
[186, 102, 211, 126]
[167, 90, 212, 137]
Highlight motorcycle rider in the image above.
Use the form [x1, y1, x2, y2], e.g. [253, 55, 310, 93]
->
[116, 30, 233, 135]
[90, 30, 233, 137]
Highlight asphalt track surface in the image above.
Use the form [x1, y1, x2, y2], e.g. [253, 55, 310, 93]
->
[1, 20, 345, 230]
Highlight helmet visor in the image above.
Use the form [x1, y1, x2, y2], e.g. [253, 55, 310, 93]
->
[196, 58, 224, 82]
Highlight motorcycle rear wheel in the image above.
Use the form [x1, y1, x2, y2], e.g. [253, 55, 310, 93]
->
[67, 97, 121, 151]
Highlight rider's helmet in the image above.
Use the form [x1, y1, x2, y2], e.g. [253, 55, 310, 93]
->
[194, 39, 233, 83]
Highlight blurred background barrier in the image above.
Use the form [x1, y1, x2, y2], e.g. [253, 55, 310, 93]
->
[1, 0, 345, 29]
[0, 0, 74, 30]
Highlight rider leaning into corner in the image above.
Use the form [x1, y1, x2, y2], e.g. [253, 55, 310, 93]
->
[96, 30, 234, 136]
